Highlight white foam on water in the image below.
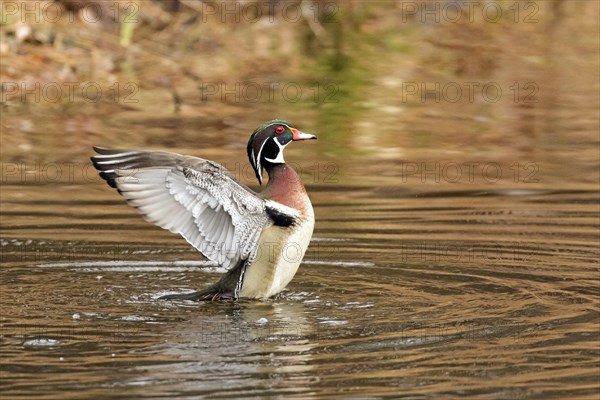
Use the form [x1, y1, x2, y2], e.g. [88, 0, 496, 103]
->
[23, 338, 60, 347]
[35, 260, 225, 273]
[311, 237, 352, 242]
[302, 260, 374, 267]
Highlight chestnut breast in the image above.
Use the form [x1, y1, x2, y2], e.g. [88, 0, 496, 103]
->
[262, 164, 311, 215]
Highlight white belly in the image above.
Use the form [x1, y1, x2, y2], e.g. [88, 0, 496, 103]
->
[240, 206, 314, 298]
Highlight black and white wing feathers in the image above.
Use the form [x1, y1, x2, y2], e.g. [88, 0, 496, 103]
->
[91, 147, 298, 270]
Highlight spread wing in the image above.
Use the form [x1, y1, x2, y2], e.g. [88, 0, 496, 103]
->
[91, 147, 298, 270]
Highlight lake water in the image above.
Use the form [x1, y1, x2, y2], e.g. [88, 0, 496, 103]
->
[1, 176, 598, 399]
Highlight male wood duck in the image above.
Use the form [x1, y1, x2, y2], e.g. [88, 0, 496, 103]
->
[91, 120, 316, 301]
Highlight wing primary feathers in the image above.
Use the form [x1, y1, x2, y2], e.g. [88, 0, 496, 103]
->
[91, 147, 273, 272]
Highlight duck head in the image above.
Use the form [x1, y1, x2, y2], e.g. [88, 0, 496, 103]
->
[247, 120, 316, 185]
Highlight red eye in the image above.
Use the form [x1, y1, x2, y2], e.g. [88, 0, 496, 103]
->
[275, 126, 285, 135]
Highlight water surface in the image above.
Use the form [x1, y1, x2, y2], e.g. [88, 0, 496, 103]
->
[1, 180, 598, 399]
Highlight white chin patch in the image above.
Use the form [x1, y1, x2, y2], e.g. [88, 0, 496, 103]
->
[264, 137, 288, 164]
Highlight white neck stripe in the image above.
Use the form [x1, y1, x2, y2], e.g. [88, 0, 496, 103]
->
[264, 137, 287, 164]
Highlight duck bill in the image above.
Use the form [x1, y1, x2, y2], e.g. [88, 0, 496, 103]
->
[291, 128, 317, 141]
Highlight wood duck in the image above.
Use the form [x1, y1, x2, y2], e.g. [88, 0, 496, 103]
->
[91, 120, 316, 301]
